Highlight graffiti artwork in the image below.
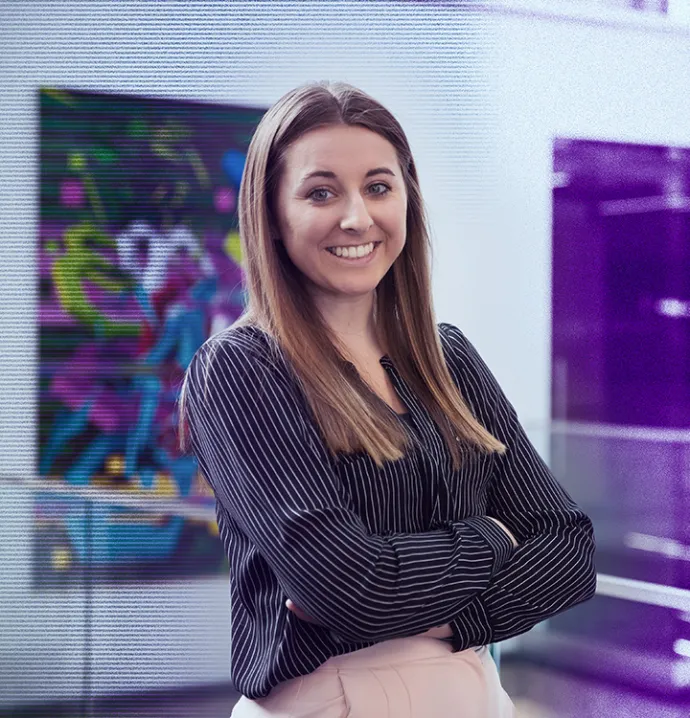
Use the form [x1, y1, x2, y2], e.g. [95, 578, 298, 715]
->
[35, 88, 265, 586]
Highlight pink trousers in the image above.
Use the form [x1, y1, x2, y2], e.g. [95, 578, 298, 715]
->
[231, 636, 516, 717]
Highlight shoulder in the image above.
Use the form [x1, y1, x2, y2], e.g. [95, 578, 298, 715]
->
[437, 322, 482, 375]
[196, 323, 282, 365]
[186, 324, 288, 398]
[437, 322, 502, 413]
[437, 322, 470, 357]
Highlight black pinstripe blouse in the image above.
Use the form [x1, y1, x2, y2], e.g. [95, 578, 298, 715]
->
[184, 322, 597, 699]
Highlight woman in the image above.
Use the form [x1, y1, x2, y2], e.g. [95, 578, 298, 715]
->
[179, 81, 597, 717]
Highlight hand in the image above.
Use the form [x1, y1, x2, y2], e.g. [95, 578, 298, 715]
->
[487, 516, 518, 548]
[285, 599, 322, 625]
[286, 598, 451, 642]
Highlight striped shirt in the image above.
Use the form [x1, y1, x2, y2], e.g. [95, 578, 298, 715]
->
[184, 321, 597, 699]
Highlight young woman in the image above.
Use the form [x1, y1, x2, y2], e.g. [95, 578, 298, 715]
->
[179, 81, 597, 717]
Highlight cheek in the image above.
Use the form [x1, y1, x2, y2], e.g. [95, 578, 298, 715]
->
[383, 197, 407, 232]
[286, 207, 331, 244]
[387, 214, 407, 247]
[280, 215, 328, 270]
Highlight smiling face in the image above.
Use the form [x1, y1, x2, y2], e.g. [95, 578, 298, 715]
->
[274, 124, 408, 307]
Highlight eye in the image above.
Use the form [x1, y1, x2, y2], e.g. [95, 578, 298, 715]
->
[368, 182, 391, 196]
[307, 187, 334, 203]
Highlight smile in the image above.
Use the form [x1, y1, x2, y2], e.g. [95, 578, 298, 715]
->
[326, 241, 381, 260]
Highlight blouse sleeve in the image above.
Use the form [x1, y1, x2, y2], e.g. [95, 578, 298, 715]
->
[439, 323, 597, 648]
[184, 332, 517, 643]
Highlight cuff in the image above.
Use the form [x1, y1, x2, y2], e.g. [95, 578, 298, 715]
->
[463, 515, 515, 575]
[450, 596, 493, 650]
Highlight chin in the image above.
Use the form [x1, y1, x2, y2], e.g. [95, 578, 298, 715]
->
[327, 281, 380, 297]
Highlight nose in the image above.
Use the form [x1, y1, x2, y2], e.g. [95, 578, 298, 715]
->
[339, 194, 374, 235]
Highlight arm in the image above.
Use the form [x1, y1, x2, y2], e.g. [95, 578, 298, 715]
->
[487, 517, 518, 548]
[439, 323, 597, 649]
[184, 333, 516, 643]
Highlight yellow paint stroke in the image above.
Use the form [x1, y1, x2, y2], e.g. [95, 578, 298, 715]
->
[42, 88, 77, 107]
[224, 230, 243, 265]
[185, 148, 211, 188]
[51, 547, 72, 570]
[67, 152, 106, 226]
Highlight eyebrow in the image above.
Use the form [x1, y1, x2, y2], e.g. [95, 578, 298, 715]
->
[299, 166, 396, 183]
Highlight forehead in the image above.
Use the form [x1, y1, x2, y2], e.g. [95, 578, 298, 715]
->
[281, 124, 400, 179]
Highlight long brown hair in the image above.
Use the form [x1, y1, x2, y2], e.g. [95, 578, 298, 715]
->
[179, 81, 506, 469]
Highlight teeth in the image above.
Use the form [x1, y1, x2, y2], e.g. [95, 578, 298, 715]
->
[330, 242, 375, 258]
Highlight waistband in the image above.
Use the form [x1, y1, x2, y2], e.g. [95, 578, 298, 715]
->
[318, 635, 487, 672]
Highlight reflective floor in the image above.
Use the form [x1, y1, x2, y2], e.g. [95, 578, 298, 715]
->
[502, 661, 690, 718]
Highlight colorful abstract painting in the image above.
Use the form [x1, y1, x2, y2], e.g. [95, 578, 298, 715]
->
[35, 88, 265, 586]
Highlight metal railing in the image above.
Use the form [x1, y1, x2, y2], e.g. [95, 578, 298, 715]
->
[6, 474, 690, 613]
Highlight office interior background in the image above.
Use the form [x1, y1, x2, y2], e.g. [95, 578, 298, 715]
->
[3, 1, 690, 716]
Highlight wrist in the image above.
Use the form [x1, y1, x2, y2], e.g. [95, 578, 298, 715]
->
[463, 515, 514, 574]
[487, 517, 518, 548]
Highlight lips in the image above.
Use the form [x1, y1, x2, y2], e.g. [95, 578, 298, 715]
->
[326, 241, 381, 259]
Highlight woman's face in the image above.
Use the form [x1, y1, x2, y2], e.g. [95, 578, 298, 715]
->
[274, 124, 408, 303]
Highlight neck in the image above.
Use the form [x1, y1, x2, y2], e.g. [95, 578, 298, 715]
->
[312, 290, 381, 355]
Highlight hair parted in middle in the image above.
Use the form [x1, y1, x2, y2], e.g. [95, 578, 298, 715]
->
[180, 80, 506, 469]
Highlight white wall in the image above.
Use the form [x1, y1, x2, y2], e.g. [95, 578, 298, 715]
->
[2, 0, 690, 706]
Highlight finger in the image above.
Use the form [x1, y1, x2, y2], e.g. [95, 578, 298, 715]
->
[285, 599, 319, 624]
[286, 600, 309, 620]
